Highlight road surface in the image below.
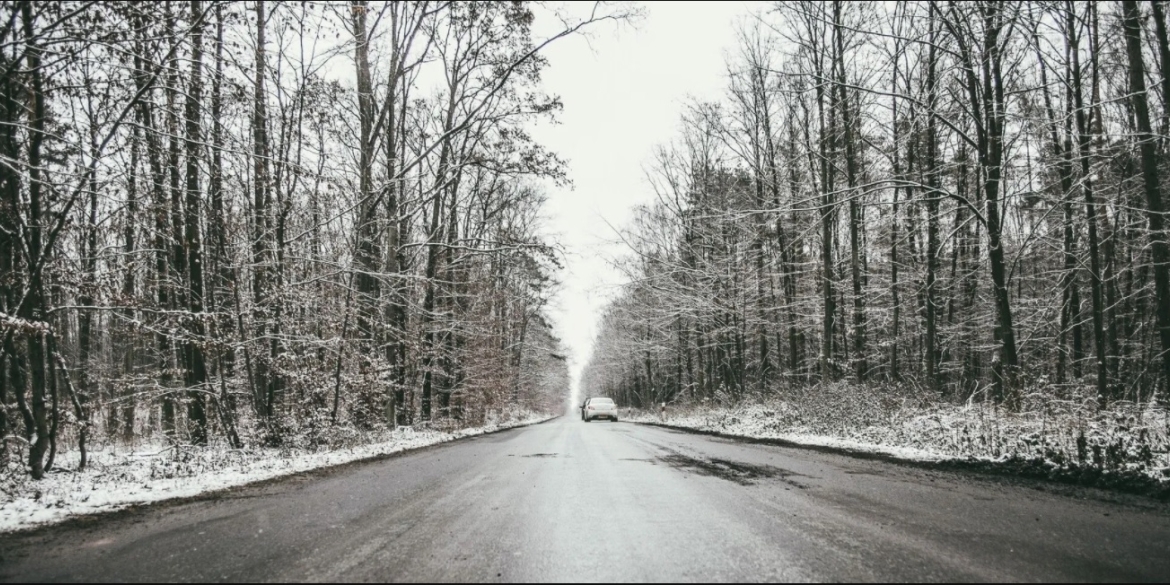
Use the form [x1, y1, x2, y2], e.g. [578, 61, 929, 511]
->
[2, 417, 1168, 582]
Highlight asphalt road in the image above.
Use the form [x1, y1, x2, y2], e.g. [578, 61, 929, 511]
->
[2, 416, 1169, 582]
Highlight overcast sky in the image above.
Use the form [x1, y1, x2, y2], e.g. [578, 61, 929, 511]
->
[528, 2, 763, 403]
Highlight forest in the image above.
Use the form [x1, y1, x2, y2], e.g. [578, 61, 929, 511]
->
[583, 1, 1170, 421]
[0, 1, 628, 480]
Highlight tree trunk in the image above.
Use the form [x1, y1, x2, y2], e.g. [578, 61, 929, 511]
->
[21, 2, 51, 479]
[1067, 2, 1108, 399]
[834, 1, 866, 382]
[183, 0, 209, 445]
[352, 0, 381, 353]
[924, 8, 941, 390]
[251, 0, 275, 422]
[815, 18, 836, 382]
[164, 1, 183, 437]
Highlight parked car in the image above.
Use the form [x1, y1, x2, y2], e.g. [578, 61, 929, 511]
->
[583, 397, 618, 422]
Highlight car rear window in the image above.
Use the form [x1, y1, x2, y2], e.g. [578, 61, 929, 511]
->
[590, 398, 614, 405]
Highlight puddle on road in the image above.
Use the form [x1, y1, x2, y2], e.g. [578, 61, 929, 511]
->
[657, 452, 808, 488]
[521, 453, 560, 458]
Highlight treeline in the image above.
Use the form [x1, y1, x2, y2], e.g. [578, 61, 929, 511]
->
[0, 1, 621, 479]
[583, 1, 1170, 412]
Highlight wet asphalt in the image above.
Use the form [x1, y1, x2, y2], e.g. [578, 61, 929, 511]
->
[1, 416, 1169, 582]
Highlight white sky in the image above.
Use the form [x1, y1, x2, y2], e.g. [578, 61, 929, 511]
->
[529, 2, 764, 405]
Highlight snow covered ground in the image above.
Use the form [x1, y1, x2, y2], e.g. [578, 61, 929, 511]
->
[0, 411, 553, 533]
[626, 386, 1170, 486]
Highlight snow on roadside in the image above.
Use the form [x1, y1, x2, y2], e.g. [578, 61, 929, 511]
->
[624, 407, 949, 462]
[0, 412, 553, 534]
[624, 394, 1170, 485]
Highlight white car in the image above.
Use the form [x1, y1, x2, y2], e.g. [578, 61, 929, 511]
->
[583, 397, 618, 422]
